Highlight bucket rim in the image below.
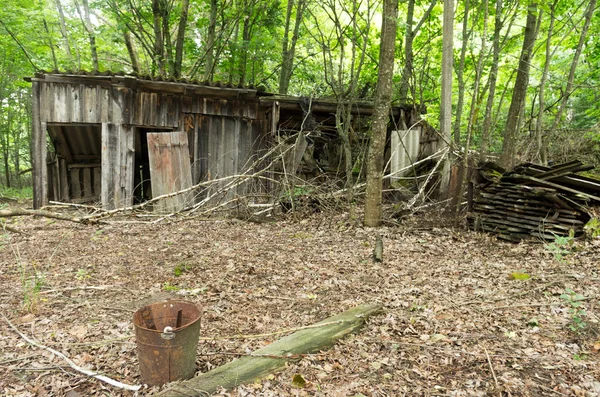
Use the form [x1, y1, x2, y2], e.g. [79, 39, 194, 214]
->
[133, 300, 201, 333]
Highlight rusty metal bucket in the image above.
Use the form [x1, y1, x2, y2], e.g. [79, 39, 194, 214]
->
[133, 300, 201, 386]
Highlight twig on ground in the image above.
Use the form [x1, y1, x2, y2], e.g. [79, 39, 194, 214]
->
[0, 353, 40, 365]
[0, 311, 142, 392]
[40, 285, 120, 295]
[484, 347, 501, 396]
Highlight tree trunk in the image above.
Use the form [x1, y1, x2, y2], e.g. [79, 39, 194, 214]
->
[152, 0, 166, 75]
[399, 0, 436, 103]
[279, 0, 305, 95]
[536, 1, 557, 165]
[480, 0, 503, 157]
[239, 11, 252, 86]
[174, 0, 190, 78]
[81, 0, 99, 71]
[203, 0, 218, 81]
[439, 0, 454, 196]
[53, 0, 74, 67]
[454, 0, 488, 216]
[453, 0, 470, 148]
[499, 3, 540, 168]
[546, 0, 596, 147]
[42, 19, 58, 70]
[161, 0, 175, 76]
[364, 0, 398, 227]
[123, 31, 141, 74]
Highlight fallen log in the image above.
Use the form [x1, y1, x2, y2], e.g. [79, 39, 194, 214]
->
[154, 303, 383, 397]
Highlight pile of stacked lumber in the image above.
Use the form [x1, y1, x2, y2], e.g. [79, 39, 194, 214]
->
[468, 160, 600, 242]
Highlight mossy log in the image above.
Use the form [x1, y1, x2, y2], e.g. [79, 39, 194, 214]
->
[154, 303, 383, 396]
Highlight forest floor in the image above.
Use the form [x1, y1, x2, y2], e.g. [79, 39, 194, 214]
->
[1, 204, 600, 397]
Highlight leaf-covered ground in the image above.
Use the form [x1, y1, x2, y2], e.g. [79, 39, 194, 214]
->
[1, 208, 599, 396]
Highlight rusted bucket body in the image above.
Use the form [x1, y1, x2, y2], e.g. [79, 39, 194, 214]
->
[133, 300, 201, 386]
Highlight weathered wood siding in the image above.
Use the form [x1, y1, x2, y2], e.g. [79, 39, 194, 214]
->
[147, 131, 194, 212]
[32, 74, 268, 209]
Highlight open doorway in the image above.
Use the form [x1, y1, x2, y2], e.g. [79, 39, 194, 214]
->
[133, 127, 172, 203]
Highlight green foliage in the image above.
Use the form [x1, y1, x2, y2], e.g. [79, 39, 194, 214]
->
[173, 262, 193, 277]
[162, 282, 180, 291]
[76, 268, 91, 281]
[584, 218, 600, 239]
[0, 186, 32, 200]
[544, 232, 574, 262]
[20, 262, 45, 313]
[560, 288, 587, 333]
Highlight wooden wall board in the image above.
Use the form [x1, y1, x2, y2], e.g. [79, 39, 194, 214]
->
[147, 131, 193, 212]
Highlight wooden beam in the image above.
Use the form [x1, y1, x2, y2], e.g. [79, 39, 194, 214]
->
[154, 304, 382, 397]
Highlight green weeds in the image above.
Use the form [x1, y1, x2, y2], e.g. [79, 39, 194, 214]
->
[560, 288, 587, 333]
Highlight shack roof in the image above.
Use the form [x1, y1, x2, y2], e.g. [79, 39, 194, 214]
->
[27, 71, 419, 116]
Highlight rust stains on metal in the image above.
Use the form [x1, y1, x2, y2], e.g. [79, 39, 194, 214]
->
[133, 300, 201, 386]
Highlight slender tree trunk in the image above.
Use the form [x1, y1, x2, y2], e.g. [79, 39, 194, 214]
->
[364, 0, 398, 227]
[42, 19, 58, 70]
[204, 0, 218, 81]
[174, 0, 190, 78]
[161, 0, 175, 76]
[454, 0, 488, 216]
[547, 0, 596, 145]
[536, 1, 557, 165]
[239, 13, 252, 86]
[228, 22, 239, 84]
[279, 0, 305, 95]
[399, 0, 436, 103]
[480, 0, 503, 158]
[439, 0, 454, 196]
[81, 0, 99, 71]
[453, 0, 470, 148]
[124, 31, 141, 73]
[54, 0, 74, 67]
[152, 0, 166, 75]
[399, 0, 415, 103]
[499, 3, 540, 168]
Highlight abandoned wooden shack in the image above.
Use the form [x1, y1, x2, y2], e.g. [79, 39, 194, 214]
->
[30, 72, 438, 210]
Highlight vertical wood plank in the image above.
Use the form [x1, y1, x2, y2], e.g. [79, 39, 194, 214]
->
[147, 131, 193, 212]
[32, 81, 47, 209]
[93, 166, 101, 197]
[70, 168, 82, 198]
[60, 159, 69, 201]
[101, 123, 118, 209]
[82, 168, 93, 198]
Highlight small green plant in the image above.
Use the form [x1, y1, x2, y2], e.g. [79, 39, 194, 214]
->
[560, 288, 587, 333]
[162, 282, 180, 291]
[173, 262, 193, 277]
[544, 231, 574, 261]
[76, 268, 91, 281]
[22, 269, 45, 312]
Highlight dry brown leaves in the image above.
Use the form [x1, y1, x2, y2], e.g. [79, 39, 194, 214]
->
[0, 209, 599, 396]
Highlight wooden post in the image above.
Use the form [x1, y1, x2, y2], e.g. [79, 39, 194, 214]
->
[155, 303, 382, 397]
[32, 81, 48, 209]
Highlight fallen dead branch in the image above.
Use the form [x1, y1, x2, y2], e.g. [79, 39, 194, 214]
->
[1, 311, 142, 392]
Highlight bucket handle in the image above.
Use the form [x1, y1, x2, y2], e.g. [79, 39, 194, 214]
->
[161, 326, 176, 340]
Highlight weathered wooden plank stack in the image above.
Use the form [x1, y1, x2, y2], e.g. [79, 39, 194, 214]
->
[468, 160, 600, 242]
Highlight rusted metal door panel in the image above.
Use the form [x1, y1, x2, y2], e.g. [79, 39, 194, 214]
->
[147, 131, 194, 212]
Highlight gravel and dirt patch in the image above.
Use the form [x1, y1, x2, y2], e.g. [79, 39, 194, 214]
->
[1, 209, 599, 396]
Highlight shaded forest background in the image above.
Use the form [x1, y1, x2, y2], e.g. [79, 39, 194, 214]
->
[0, 0, 599, 194]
